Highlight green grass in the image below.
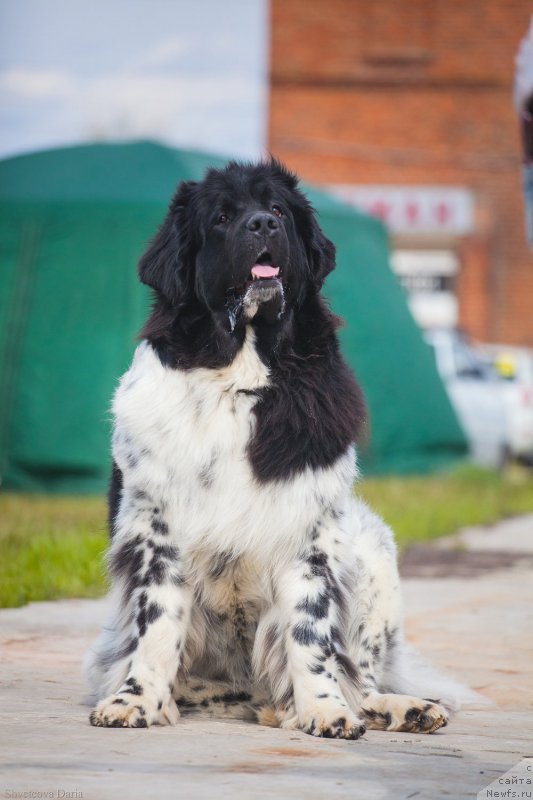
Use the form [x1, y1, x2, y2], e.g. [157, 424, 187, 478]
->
[1, 464, 533, 608]
[358, 464, 533, 548]
[0, 494, 109, 608]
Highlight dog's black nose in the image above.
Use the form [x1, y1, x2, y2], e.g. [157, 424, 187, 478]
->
[246, 212, 279, 235]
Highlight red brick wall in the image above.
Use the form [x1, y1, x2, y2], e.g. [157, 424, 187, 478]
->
[269, 0, 533, 345]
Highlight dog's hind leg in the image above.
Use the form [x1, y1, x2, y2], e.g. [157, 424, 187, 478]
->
[378, 637, 486, 715]
[360, 692, 448, 733]
[340, 499, 478, 733]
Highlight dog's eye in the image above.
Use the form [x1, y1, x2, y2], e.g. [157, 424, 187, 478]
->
[217, 214, 230, 225]
[272, 205, 283, 218]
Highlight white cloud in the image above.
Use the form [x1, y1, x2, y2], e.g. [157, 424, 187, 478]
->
[128, 36, 191, 70]
[80, 71, 259, 140]
[0, 0, 268, 160]
[0, 66, 264, 158]
[0, 68, 75, 99]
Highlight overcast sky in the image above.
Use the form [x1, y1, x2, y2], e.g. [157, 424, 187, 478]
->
[0, 0, 268, 160]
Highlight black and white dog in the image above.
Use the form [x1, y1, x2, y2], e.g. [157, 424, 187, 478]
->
[86, 159, 464, 736]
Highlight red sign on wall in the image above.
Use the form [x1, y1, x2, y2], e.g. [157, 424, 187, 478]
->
[327, 185, 475, 235]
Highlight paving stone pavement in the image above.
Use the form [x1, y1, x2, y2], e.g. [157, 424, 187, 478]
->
[1, 516, 532, 799]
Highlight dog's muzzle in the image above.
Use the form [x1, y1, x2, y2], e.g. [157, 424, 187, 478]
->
[226, 262, 285, 330]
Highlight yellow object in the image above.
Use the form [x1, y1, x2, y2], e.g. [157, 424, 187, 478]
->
[494, 354, 517, 379]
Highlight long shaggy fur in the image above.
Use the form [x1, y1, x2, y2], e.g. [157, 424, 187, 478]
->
[85, 159, 475, 736]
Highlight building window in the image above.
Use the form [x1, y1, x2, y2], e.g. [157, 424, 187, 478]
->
[391, 249, 459, 329]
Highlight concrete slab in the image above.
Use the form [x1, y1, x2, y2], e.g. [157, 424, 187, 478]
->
[1, 516, 532, 799]
[434, 512, 533, 554]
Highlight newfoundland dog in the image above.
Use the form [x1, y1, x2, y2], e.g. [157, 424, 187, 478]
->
[85, 159, 463, 736]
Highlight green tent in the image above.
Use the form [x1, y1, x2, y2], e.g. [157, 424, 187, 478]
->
[0, 141, 466, 493]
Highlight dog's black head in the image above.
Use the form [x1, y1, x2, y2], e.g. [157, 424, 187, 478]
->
[139, 159, 335, 329]
[138, 158, 366, 469]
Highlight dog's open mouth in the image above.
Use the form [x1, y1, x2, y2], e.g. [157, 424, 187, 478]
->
[230, 253, 282, 297]
[251, 264, 280, 280]
[226, 254, 285, 329]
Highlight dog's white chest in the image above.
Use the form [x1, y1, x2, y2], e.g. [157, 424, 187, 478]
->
[112, 329, 355, 562]
[113, 331, 266, 550]
[114, 328, 266, 473]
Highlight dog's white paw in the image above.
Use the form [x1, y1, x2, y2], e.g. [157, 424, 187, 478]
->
[284, 700, 366, 739]
[89, 692, 179, 728]
[361, 693, 448, 734]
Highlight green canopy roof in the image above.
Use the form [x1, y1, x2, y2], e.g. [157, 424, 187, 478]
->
[0, 141, 466, 493]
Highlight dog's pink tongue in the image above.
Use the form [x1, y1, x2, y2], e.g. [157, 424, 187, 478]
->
[251, 265, 280, 279]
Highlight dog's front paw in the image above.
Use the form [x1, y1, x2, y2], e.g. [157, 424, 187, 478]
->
[90, 693, 151, 728]
[289, 702, 366, 739]
[305, 710, 366, 739]
[89, 691, 179, 729]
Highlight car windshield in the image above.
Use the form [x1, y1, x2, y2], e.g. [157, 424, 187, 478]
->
[453, 339, 492, 380]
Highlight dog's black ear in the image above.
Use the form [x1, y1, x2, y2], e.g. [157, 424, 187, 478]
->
[308, 214, 336, 290]
[138, 180, 197, 304]
[271, 158, 336, 291]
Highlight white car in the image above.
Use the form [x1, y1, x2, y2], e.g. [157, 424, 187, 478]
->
[478, 345, 533, 464]
[424, 329, 508, 469]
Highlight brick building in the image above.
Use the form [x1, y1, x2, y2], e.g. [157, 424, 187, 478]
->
[269, 0, 533, 345]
